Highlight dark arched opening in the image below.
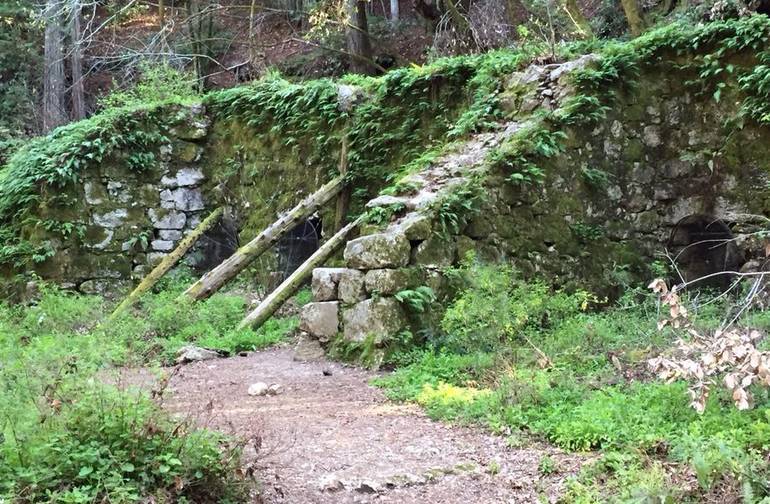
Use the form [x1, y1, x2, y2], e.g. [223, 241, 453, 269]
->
[276, 216, 322, 280]
[668, 214, 744, 291]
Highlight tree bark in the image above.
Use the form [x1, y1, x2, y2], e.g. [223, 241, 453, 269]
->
[390, 0, 399, 22]
[43, 0, 67, 132]
[69, 0, 86, 121]
[237, 216, 363, 331]
[182, 176, 346, 302]
[620, 0, 646, 37]
[345, 0, 375, 75]
[109, 207, 224, 321]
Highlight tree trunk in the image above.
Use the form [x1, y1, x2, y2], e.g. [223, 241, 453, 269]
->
[69, 0, 86, 121]
[182, 176, 346, 302]
[109, 207, 224, 321]
[43, 0, 67, 132]
[562, 0, 593, 38]
[620, 0, 645, 37]
[390, 0, 399, 21]
[159, 0, 165, 28]
[346, 0, 375, 75]
[237, 216, 363, 331]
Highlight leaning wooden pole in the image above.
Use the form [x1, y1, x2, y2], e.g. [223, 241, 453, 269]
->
[109, 206, 224, 320]
[237, 216, 363, 331]
[181, 176, 346, 302]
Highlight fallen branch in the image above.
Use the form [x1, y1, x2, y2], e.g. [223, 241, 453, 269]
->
[181, 176, 346, 302]
[109, 206, 224, 320]
[236, 216, 363, 331]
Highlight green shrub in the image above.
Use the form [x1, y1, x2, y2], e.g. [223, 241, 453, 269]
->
[0, 381, 248, 502]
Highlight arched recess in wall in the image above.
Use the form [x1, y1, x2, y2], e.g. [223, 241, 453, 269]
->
[667, 214, 744, 291]
[276, 215, 322, 281]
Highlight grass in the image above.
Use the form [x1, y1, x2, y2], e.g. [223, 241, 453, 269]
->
[373, 262, 770, 502]
[0, 277, 301, 501]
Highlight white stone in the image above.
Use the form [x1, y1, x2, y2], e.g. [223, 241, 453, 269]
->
[311, 268, 348, 301]
[93, 209, 127, 228]
[247, 382, 269, 396]
[300, 302, 340, 339]
[344, 232, 410, 269]
[151, 239, 174, 252]
[149, 209, 186, 229]
[337, 269, 366, 304]
[158, 229, 183, 241]
[161, 167, 206, 188]
[84, 181, 104, 205]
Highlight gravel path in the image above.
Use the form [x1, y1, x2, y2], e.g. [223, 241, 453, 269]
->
[156, 347, 585, 503]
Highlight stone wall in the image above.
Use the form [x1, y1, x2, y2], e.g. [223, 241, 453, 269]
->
[298, 54, 770, 352]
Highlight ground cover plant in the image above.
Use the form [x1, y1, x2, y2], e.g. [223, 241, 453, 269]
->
[374, 261, 770, 502]
[0, 277, 301, 501]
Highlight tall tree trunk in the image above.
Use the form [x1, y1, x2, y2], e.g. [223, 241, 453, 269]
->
[620, 0, 645, 37]
[159, 0, 165, 27]
[43, 0, 67, 132]
[390, 0, 399, 21]
[69, 0, 85, 121]
[346, 0, 375, 75]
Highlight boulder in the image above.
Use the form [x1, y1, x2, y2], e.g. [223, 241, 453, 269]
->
[148, 209, 187, 230]
[175, 345, 220, 364]
[161, 167, 206, 188]
[311, 268, 348, 301]
[337, 269, 366, 304]
[364, 268, 415, 295]
[294, 333, 326, 362]
[342, 298, 409, 343]
[300, 302, 340, 340]
[344, 232, 410, 269]
[393, 213, 432, 241]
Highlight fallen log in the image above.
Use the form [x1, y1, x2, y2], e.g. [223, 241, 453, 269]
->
[182, 175, 346, 302]
[109, 206, 224, 320]
[236, 216, 363, 331]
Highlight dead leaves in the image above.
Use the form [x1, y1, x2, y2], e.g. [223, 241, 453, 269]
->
[648, 279, 769, 413]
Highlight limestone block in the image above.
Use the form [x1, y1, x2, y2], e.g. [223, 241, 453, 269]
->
[93, 208, 128, 228]
[337, 269, 366, 304]
[393, 213, 432, 241]
[342, 298, 409, 343]
[300, 302, 340, 340]
[160, 187, 205, 211]
[364, 269, 415, 296]
[148, 209, 186, 230]
[151, 239, 174, 252]
[311, 268, 348, 301]
[158, 229, 183, 241]
[344, 232, 410, 269]
[411, 235, 456, 268]
[294, 333, 326, 362]
[161, 167, 206, 188]
[84, 181, 106, 205]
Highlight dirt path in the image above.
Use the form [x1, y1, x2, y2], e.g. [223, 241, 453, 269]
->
[159, 347, 584, 503]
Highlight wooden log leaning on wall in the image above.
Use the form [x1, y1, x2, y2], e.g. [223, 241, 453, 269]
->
[236, 216, 363, 331]
[109, 206, 225, 321]
[181, 175, 346, 302]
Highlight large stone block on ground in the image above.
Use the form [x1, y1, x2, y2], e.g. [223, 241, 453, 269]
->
[294, 333, 326, 362]
[364, 268, 416, 296]
[300, 301, 340, 340]
[338, 269, 366, 303]
[341, 298, 409, 343]
[344, 232, 410, 269]
[311, 268, 348, 301]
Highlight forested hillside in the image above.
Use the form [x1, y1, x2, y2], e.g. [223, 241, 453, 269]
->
[2, 1, 770, 503]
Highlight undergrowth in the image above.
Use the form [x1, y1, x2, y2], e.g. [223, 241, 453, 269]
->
[0, 280, 301, 501]
[374, 262, 770, 502]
